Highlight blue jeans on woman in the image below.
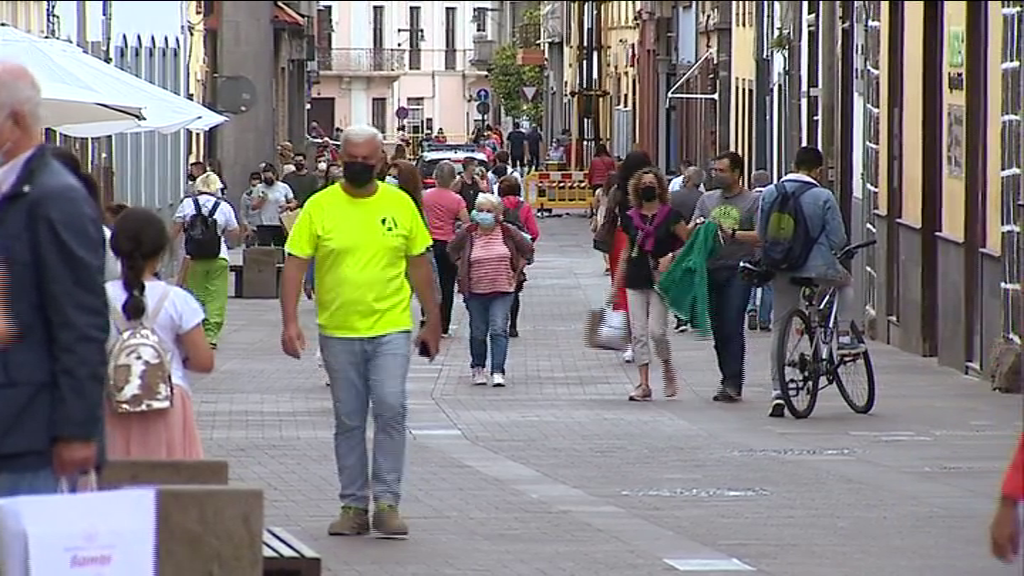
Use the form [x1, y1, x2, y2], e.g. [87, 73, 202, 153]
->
[747, 281, 774, 328]
[465, 292, 515, 374]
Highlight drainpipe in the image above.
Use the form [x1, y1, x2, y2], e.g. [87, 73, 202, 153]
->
[753, 0, 769, 173]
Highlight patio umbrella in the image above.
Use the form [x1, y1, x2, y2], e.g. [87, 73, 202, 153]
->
[0, 24, 144, 130]
[37, 37, 229, 138]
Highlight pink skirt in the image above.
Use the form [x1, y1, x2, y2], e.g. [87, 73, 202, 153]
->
[104, 384, 204, 460]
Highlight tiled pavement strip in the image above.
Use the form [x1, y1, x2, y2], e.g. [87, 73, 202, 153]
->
[201, 216, 1022, 576]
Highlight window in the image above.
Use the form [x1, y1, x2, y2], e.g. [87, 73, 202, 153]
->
[371, 98, 388, 134]
[409, 6, 422, 70]
[1000, 0, 1023, 341]
[474, 7, 488, 34]
[372, 6, 385, 52]
[863, 0, 882, 317]
[445, 7, 457, 71]
[406, 97, 425, 135]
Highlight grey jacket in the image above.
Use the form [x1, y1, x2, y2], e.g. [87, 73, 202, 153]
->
[0, 146, 109, 473]
[756, 173, 849, 281]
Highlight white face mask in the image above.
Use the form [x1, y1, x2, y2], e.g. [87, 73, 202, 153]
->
[385, 176, 399, 186]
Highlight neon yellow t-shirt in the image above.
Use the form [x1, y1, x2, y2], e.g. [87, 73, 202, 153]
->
[285, 182, 433, 338]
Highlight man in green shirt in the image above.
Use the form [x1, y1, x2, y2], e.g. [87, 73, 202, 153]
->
[282, 152, 323, 206]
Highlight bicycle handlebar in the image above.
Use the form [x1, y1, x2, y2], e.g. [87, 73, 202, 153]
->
[836, 239, 878, 261]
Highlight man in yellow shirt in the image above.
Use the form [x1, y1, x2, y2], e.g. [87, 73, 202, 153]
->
[280, 124, 440, 538]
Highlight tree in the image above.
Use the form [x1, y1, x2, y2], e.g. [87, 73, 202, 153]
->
[488, 43, 544, 125]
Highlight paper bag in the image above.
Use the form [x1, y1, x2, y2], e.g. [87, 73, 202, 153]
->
[279, 209, 301, 235]
[0, 488, 157, 576]
[584, 307, 629, 351]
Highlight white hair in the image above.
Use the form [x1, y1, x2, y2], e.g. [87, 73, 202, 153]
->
[339, 124, 384, 152]
[474, 192, 502, 211]
[0, 62, 43, 128]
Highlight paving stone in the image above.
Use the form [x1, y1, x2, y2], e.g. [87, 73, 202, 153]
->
[198, 216, 1023, 575]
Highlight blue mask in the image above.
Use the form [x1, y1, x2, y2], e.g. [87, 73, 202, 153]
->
[471, 210, 496, 227]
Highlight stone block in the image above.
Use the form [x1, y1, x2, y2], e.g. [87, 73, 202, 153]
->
[242, 247, 282, 299]
[99, 459, 230, 489]
[157, 485, 263, 576]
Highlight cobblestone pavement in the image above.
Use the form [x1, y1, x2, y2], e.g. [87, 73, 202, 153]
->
[201, 216, 1022, 575]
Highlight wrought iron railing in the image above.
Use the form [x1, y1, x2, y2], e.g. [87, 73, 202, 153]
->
[318, 48, 407, 73]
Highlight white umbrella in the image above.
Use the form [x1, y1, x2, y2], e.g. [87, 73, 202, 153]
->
[38, 37, 229, 138]
[0, 24, 144, 128]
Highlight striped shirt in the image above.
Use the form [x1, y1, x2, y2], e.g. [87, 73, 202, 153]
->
[469, 229, 515, 294]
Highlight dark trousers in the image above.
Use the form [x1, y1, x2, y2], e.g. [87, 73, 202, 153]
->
[510, 152, 526, 172]
[708, 266, 752, 392]
[509, 282, 524, 330]
[432, 241, 458, 334]
[528, 148, 541, 171]
[255, 224, 286, 247]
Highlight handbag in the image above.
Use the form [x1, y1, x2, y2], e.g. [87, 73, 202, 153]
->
[0, 473, 157, 575]
[584, 307, 629, 351]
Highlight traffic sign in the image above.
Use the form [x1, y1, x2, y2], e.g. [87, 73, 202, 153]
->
[521, 86, 538, 102]
[476, 101, 491, 116]
[395, 106, 409, 120]
[475, 88, 490, 102]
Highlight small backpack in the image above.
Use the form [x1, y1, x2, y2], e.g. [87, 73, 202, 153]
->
[491, 164, 509, 179]
[503, 198, 528, 235]
[107, 287, 174, 414]
[760, 182, 822, 272]
[184, 196, 223, 260]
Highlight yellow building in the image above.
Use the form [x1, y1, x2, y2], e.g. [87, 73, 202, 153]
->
[729, 1, 757, 175]
[0, 1, 47, 36]
[184, 0, 209, 163]
[864, 0, 1021, 373]
[601, 0, 637, 157]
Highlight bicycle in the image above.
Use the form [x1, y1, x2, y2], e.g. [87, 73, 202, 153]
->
[740, 239, 878, 419]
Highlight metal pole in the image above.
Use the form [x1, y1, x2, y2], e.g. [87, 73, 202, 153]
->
[101, 0, 112, 63]
[819, 0, 837, 188]
[785, 0, 802, 165]
[75, 0, 87, 49]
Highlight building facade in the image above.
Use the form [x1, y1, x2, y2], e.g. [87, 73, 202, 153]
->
[601, 0, 637, 159]
[0, 0, 46, 36]
[311, 1, 495, 143]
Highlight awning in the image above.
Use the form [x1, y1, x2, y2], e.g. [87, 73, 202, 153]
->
[273, 2, 305, 27]
[667, 50, 717, 103]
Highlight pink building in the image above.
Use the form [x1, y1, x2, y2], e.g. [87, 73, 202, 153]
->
[311, 1, 498, 144]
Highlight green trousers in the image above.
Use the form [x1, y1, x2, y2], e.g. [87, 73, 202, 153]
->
[185, 257, 229, 345]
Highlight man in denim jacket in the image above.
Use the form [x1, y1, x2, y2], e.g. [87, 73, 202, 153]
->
[757, 146, 861, 419]
[0, 63, 108, 495]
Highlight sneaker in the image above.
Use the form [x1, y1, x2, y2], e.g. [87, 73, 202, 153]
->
[712, 383, 742, 403]
[327, 505, 369, 536]
[674, 318, 690, 333]
[759, 323, 772, 332]
[472, 367, 489, 385]
[372, 503, 409, 537]
[836, 331, 867, 356]
[509, 327, 519, 338]
[768, 397, 786, 418]
[746, 312, 758, 331]
[622, 347, 635, 363]
[491, 373, 506, 387]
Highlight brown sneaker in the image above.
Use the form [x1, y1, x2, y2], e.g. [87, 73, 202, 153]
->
[372, 504, 409, 537]
[327, 505, 369, 536]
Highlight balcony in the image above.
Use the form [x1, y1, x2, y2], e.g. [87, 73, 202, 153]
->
[318, 48, 407, 77]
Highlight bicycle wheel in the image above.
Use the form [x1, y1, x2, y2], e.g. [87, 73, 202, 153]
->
[835, 321, 876, 414]
[775, 308, 820, 419]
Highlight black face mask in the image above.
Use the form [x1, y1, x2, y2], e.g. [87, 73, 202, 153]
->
[640, 185, 658, 202]
[343, 161, 377, 187]
[187, 173, 197, 182]
[262, 177, 275, 185]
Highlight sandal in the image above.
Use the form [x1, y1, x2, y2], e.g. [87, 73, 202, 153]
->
[628, 384, 652, 402]
[663, 365, 678, 399]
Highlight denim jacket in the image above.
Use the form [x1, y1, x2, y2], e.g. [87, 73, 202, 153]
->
[756, 173, 849, 282]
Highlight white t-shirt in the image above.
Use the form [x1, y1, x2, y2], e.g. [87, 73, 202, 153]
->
[102, 226, 121, 281]
[105, 279, 205, 391]
[668, 175, 685, 194]
[254, 181, 295, 226]
[173, 193, 240, 260]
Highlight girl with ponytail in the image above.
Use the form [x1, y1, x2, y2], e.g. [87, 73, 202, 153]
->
[105, 208, 215, 459]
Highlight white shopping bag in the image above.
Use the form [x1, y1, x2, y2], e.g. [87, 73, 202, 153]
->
[584, 307, 629, 351]
[0, 486, 156, 576]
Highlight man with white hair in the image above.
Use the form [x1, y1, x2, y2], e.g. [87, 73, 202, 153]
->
[0, 61, 109, 496]
[280, 124, 440, 537]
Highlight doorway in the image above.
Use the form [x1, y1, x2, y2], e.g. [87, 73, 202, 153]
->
[963, 2, 989, 367]
[920, 1, 944, 357]
[308, 97, 336, 135]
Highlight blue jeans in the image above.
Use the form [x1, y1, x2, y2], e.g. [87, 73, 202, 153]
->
[746, 281, 774, 326]
[708, 267, 752, 392]
[304, 258, 315, 292]
[0, 468, 59, 498]
[319, 331, 411, 509]
[465, 292, 515, 374]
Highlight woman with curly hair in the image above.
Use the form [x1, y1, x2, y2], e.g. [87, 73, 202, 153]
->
[611, 167, 689, 401]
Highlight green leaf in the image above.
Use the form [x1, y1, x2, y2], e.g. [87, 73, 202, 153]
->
[488, 43, 545, 125]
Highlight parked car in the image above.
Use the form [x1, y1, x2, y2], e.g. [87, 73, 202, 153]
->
[415, 146, 490, 188]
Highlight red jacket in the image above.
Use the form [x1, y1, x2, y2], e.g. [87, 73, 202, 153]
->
[1002, 433, 1024, 501]
[589, 155, 616, 186]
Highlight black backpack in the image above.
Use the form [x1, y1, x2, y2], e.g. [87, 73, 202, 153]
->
[491, 164, 509, 179]
[184, 196, 223, 260]
[760, 182, 822, 271]
[503, 198, 528, 235]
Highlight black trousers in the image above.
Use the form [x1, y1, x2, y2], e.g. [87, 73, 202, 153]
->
[509, 279, 525, 330]
[255, 224, 286, 247]
[432, 240, 458, 334]
[510, 152, 526, 172]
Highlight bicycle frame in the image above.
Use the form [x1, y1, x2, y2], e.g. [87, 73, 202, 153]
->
[800, 284, 841, 387]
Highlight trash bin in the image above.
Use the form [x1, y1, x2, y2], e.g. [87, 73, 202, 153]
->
[241, 247, 281, 299]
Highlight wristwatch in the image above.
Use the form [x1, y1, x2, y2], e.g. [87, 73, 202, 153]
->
[730, 228, 737, 240]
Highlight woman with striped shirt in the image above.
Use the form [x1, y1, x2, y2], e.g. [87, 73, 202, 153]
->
[448, 193, 534, 387]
